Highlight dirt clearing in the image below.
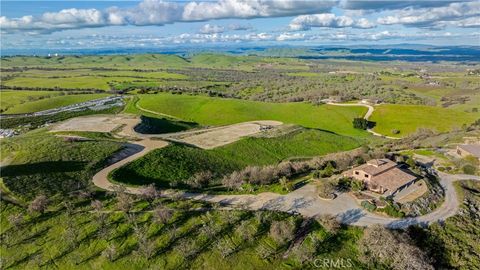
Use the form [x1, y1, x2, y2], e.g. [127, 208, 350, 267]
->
[169, 120, 282, 149]
[50, 115, 138, 133]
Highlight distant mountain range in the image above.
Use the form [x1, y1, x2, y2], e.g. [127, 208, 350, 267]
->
[2, 45, 479, 62]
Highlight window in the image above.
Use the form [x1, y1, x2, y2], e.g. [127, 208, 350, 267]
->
[364, 174, 369, 178]
[355, 171, 359, 175]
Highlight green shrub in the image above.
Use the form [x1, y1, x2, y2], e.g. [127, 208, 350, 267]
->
[462, 164, 477, 175]
[379, 204, 405, 218]
[361, 201, 376, 211]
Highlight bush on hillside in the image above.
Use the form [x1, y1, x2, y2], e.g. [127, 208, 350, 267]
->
[462, 164, 477, 175]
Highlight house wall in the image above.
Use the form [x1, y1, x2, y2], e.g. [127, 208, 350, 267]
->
[352, 170, 371, 182]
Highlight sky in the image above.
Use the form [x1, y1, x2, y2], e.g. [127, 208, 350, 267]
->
[1, 0, 479, 52]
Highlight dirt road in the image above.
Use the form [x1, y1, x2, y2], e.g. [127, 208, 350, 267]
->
[327, 102, 399, 139]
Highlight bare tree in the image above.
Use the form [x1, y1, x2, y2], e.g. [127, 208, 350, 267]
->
[153, 205, 173, 224]
[8, 213, 24, 228]
[91, 200, 109, 239]
[315, 214, 340, 233]
[269, 220, 296, 244]
[360, 225, 433, 270]
[256, 243, 275, 259]
[102, 244, 117, 262]
[187, 171, 213, 189]
[63, 201, 75, 217]
[216, 237, 239, 258]
[91, 200, 103, 212]
[222, 171, 243, 190]
[140, 184, 158, 205]
[277, 162, 294, 178]
[236, 220, 254, 241]
[134, 226, 155, 259]
[64, 219, 78, 249]
[28, 195, 49, 215]
[113, 185, 133, 212]
[176, 238, 197, 259]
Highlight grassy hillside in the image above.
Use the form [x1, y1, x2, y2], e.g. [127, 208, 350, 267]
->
[0, 129, 123, 199]
[0, 54, 190, 69]
[370, 104, 480, 137]
[3, 93, 110, 114]
[0, 90, 63, 112]
[110, 128, 362, 187]
[133, 93, 369, 137]
[0, 195, 366, 269]
[3, 76, 147, 90]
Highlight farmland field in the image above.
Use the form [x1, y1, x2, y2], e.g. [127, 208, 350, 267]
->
[0, 90, 64, 112]
[2, 93, 110, 114]
[3, 76, 152, 90]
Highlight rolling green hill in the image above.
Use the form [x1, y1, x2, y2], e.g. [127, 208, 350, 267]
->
[370, 104, 480, 137]
[0, 90, 64, 112]
[132, 93, 369, 137]
[3, 93, 110, 114]
[110, 128, 362, 187]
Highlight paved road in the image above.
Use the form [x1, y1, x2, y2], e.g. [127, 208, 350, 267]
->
[327, 102, 399, 139]
[90, 118, 480, 228]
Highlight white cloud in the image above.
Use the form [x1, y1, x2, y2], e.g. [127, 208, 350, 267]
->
[228, 23, 253, 31]
[41, 8, 105, 25]
[199, 24, 225, 34]
[276, 32, 305, 41]
[377, 1, 480, 28]
[288, 13, 375, 31]
[0, 0, 477, 40]
[106, 0, 183, 26]
[0, 0, 335, 34]
[182, 0, 335, 21]
[338, 0, 464, 11]
[451, 16, 480, 28]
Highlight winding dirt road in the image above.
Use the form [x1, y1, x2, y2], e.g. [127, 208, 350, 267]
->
[327, 102, 399, 139]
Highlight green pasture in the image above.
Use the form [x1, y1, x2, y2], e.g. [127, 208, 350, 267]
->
[3, 76, 151, 90]
[370, 104, 480, 137]
[0, 90, 63, 112]
[3, 93, 110, 114]
[133, 93, 369, 137]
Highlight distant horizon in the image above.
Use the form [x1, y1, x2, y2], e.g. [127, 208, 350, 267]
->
[2, 44, 480, 63]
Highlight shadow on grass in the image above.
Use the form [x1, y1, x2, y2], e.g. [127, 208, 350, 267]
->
[134, 115, 199, 135]
[1, 161, 87, 176]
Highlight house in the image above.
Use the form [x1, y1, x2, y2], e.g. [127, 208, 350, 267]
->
[344, 159, 417, 196]
[457, 144, 480, 162]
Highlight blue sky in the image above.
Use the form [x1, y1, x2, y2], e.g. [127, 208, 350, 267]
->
[1, 0, 479, 51]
